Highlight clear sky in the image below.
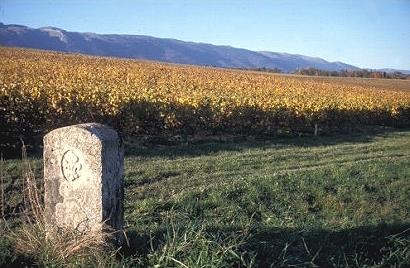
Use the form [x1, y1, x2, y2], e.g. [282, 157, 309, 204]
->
[1, 0, 409, 70]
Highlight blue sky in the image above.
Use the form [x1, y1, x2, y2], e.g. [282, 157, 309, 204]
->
[1, 0, 409, 70]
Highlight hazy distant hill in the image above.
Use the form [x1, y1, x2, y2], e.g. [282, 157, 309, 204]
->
[0, 23, 364, 72]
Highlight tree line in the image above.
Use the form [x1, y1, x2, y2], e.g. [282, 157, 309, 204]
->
[251, 67, 410, 79]
[295, 68, 410, 79]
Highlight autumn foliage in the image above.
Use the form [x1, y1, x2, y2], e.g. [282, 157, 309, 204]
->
[1, 47, 410, 141]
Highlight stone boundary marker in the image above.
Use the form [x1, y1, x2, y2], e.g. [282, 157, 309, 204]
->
[43, 123, 124, 238]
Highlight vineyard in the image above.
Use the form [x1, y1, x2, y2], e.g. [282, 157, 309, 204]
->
[1, 47, 410, 145]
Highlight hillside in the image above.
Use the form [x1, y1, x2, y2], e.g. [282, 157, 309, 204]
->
[0, 23, 359, 73]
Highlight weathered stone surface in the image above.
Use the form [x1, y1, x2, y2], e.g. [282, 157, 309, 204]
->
[43, 123, 124, 235]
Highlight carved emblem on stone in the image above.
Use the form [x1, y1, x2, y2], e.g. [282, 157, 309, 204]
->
[61, 150, 82, 182]
[44, 123, 124, 241]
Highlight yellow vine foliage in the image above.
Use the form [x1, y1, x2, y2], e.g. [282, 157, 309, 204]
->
[1, 46, 410, 136]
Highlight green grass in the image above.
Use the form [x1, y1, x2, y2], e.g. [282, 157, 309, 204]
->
[1, 130, 410, 267]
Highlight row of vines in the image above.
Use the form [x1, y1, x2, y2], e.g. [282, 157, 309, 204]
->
[1, 47, 410, 146]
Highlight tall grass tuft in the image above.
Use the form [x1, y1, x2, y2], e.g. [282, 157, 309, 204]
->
[6, 141, 120, 267]
[146, 211, 256, 267]
[384, 228, 410, 266]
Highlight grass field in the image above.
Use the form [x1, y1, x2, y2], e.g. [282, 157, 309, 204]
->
[1, 129, 409, 267]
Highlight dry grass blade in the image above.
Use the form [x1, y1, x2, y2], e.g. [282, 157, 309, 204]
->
[48, 227, 112, 260]
[20, 139, 43, 224]
[1, 153, 5, 220]
[13, 223, 46, 256]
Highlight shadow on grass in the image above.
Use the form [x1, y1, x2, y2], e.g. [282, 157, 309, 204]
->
[121, 222, 410, 267]
[0, 134, 43, 160]
[123, 127, 406, 159]
[2, 211, 408, 267]
[248, 223, 410, 267]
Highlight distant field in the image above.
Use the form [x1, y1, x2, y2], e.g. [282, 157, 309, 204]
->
[1, 46, 410, 148]
[283, 74, 410, 92]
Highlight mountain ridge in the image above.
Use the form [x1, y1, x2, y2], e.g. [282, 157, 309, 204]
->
[1, 23, 407, 74]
